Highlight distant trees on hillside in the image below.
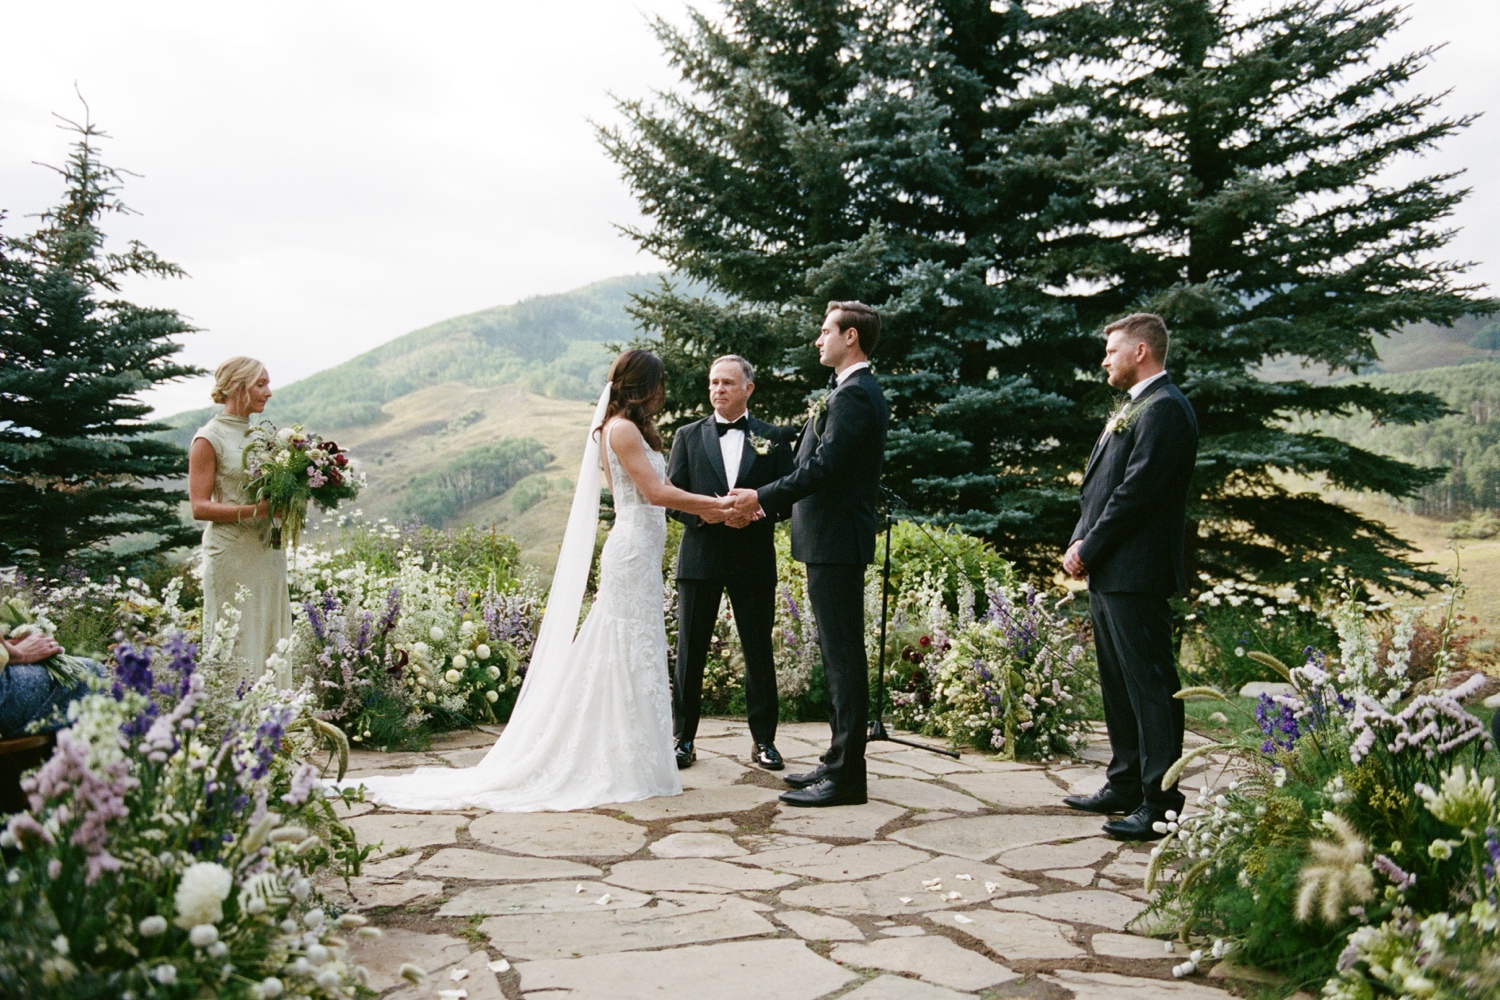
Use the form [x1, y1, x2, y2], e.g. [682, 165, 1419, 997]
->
[0, 113, 201, 571]
[1309, 362, 1500, 518]
[401, 438, 553, 526]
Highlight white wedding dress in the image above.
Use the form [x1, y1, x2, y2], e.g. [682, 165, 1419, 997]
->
[341, 396, 681, 812]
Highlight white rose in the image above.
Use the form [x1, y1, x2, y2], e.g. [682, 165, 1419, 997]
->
[445, 669, 461, 684]
[189, 925, 219, 948]
[460, 620, 478, 636]
[475, 644, 491, 660]
[138, 915, 168, 938]
[429, 626, 445, 641]
[276, 427, 296, 443]
[154, 965, 178, 985]
[485, 690, 499, 703]
[258, 978, 285, 999]
[412, 642, 429, 657]
[452, 654, 468, 670]
[173, 862, 233, 929]
[486, 665, 500, 680]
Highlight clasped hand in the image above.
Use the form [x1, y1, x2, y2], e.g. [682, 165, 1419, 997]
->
[698, 488, 766, 529]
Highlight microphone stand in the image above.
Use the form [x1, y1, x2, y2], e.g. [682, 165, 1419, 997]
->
[868, 485, 960, 759]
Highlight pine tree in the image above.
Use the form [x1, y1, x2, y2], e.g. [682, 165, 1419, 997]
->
[0, 112, 202, 571]
[602, 0, 1490, 592]
[1046, 0, 1491, 591]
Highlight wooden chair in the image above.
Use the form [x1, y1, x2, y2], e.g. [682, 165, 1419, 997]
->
[0, 734, 53, 814]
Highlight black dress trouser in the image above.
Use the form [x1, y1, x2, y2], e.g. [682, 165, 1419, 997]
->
[1089, 590, 1185, 813]
[806, 563, 868, 787]
[674, 576, 779, 747]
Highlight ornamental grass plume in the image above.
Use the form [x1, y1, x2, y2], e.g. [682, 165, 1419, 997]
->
[1297, 812, 1376, 924]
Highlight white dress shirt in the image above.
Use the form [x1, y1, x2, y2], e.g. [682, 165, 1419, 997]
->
[836, 360, 871, 386]
[715, 411, 747, 488]
[1128, 370, 1168, 400]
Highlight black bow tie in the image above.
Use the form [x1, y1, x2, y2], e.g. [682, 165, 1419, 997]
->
[716, 416, 748, 436]
[828, 372, 840, 390]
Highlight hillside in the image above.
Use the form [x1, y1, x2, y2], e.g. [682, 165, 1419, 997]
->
[165, 274, 680, 568]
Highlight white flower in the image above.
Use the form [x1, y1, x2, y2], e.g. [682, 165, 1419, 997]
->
[429, 626, 445, 641]
[452, 654, 468, 670]
[138, 915, 167, 938]
[476, 643, 491, 660]
[486, 665, 501, 680]
[276, 426, 296, 443]
[486, 690, 499, 703]
[154, 964, 178, 985]
[173, 862, 233, 929]
[445, 669, 461, 684]
[1429, 840, 1455, 861]
[189, 925, 218, 948]
[258, 978, 285, 999]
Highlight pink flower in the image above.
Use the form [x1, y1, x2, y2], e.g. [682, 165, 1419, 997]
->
[307, 468, 328, 488]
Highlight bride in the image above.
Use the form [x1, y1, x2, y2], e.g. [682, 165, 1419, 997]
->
[340, 350, 739, 812]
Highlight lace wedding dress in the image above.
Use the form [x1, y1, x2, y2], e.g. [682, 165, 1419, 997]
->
[341, 399, 681, 812]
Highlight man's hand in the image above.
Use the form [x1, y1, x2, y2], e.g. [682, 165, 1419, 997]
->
[4, 632, 63, 664]
[1062, 540, 1087, 580]
[728, 487, 765, 519]
[724, 510, 757, 529]
[699, 505, 730, 524]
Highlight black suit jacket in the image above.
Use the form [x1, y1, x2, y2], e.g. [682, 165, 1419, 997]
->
[1071, 375, 1198, 595]
[758, 368, 889, 566]
[666, 413, 795, 583]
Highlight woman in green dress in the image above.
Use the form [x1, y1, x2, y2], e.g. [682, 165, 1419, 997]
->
[189, 357, 292, 690]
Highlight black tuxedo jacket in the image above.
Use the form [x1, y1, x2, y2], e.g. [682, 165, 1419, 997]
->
[666, 413, 795, 584]
[758, 368, 889, 566]
[1071, 375, 1199, 595]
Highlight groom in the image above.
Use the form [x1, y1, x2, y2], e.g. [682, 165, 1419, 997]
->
[731, 301, 889, 807]
[1062, 312, 1199, 840]
[666, 355, 795, 771]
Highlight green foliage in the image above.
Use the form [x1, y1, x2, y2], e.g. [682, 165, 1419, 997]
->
[1303, 361, 1500, 518]
[509, 474, 553, 514]
[1471, 323, 1500, 354]
[603, 0, 1488, 594]
[328, 521, 526, 593]
[1181, 578, 1336, 692]
[400, 438, 552, 526]
[0, 112, 202, 571]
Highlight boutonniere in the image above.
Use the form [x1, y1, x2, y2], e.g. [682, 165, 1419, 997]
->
[802, 389, 831, 440]
[1103, 399, 1133, 436]
[748, 432, 774, 456]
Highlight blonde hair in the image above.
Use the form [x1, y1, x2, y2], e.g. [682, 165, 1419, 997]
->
[211, 356, 266, 406]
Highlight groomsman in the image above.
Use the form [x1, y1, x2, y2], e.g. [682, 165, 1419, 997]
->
[1062, 313, 1199, 840]
[666, 355, 795, 771]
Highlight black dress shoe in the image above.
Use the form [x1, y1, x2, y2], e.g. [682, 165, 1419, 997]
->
[751, 742, 784, 771]
[674, 739, 695, 769]
[1062, 786, 1143, 816]
[779, 777, 867, 808]
[783, 765, 827, 789]
[1103, 805, 1170, 841]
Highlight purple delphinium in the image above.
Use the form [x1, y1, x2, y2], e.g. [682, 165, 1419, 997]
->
[1256, 694, 1301, 755]
[1483, 828, 1500, 882]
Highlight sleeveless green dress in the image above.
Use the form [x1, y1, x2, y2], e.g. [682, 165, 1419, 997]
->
[192, 413, 292, 690]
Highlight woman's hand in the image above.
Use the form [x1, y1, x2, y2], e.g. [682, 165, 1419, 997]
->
[4, 632, 63, 664]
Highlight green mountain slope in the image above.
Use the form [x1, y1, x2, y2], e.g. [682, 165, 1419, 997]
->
[165, 274, 682, 568]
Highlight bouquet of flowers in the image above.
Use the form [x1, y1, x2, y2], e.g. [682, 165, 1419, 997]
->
[245, 423, 364, 549]
[0, 593, 97, 688]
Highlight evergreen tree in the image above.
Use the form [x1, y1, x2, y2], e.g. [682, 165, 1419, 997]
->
[0, 113, 202, 571]
[604, 0, 1490, 592]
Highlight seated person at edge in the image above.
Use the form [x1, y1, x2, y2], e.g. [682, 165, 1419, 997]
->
[0, 629, 95, 740]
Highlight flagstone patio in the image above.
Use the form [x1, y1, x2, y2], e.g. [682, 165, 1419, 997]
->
[322, 720, 1278, 999]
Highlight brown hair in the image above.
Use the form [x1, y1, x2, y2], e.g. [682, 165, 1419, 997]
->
[826, 301, 881, 356]
[1104, 313, 1170, 363]
[210, 356, 266, 406]
[601, 349, 666, 451]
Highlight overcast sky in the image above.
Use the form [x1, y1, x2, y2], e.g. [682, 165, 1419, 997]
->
[3, 1, 1497, 418]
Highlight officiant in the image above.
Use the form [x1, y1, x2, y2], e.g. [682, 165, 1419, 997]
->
[666, 355, 795, 771]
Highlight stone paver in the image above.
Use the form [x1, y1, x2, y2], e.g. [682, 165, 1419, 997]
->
[946, 769, 1069, 809]
[992, 888, 1147, 931]
[1042, 969, 1239, 998]
[616, 784, 781, 821]
[889, 813, 1108, 860]
[771, 800, 907, 840]
[776, 909, 865, 941]
[513, 938, 858, 1000]
[650, 831, 749, 858]
[468, 811, 645, 858]
[343, 718, 1227, 999]
[737, 842, 929, 881]
[436, 880, 651, 917]
[831, 936, 1019, 991]
[414, 848, 600, 881]
[929, 908, 1085, 960]
[605, 858, 797, 893]
[867, 777, 986, 812]
[345, 813, 468, 857]
[1092, 932, 1175, 960]
[840, 974, 976, 1000]
[479, 897, 775, 959]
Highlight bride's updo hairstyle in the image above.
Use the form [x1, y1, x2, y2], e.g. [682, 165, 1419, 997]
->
[601, 349, 666, 451]
[211, 356, 266, 408]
